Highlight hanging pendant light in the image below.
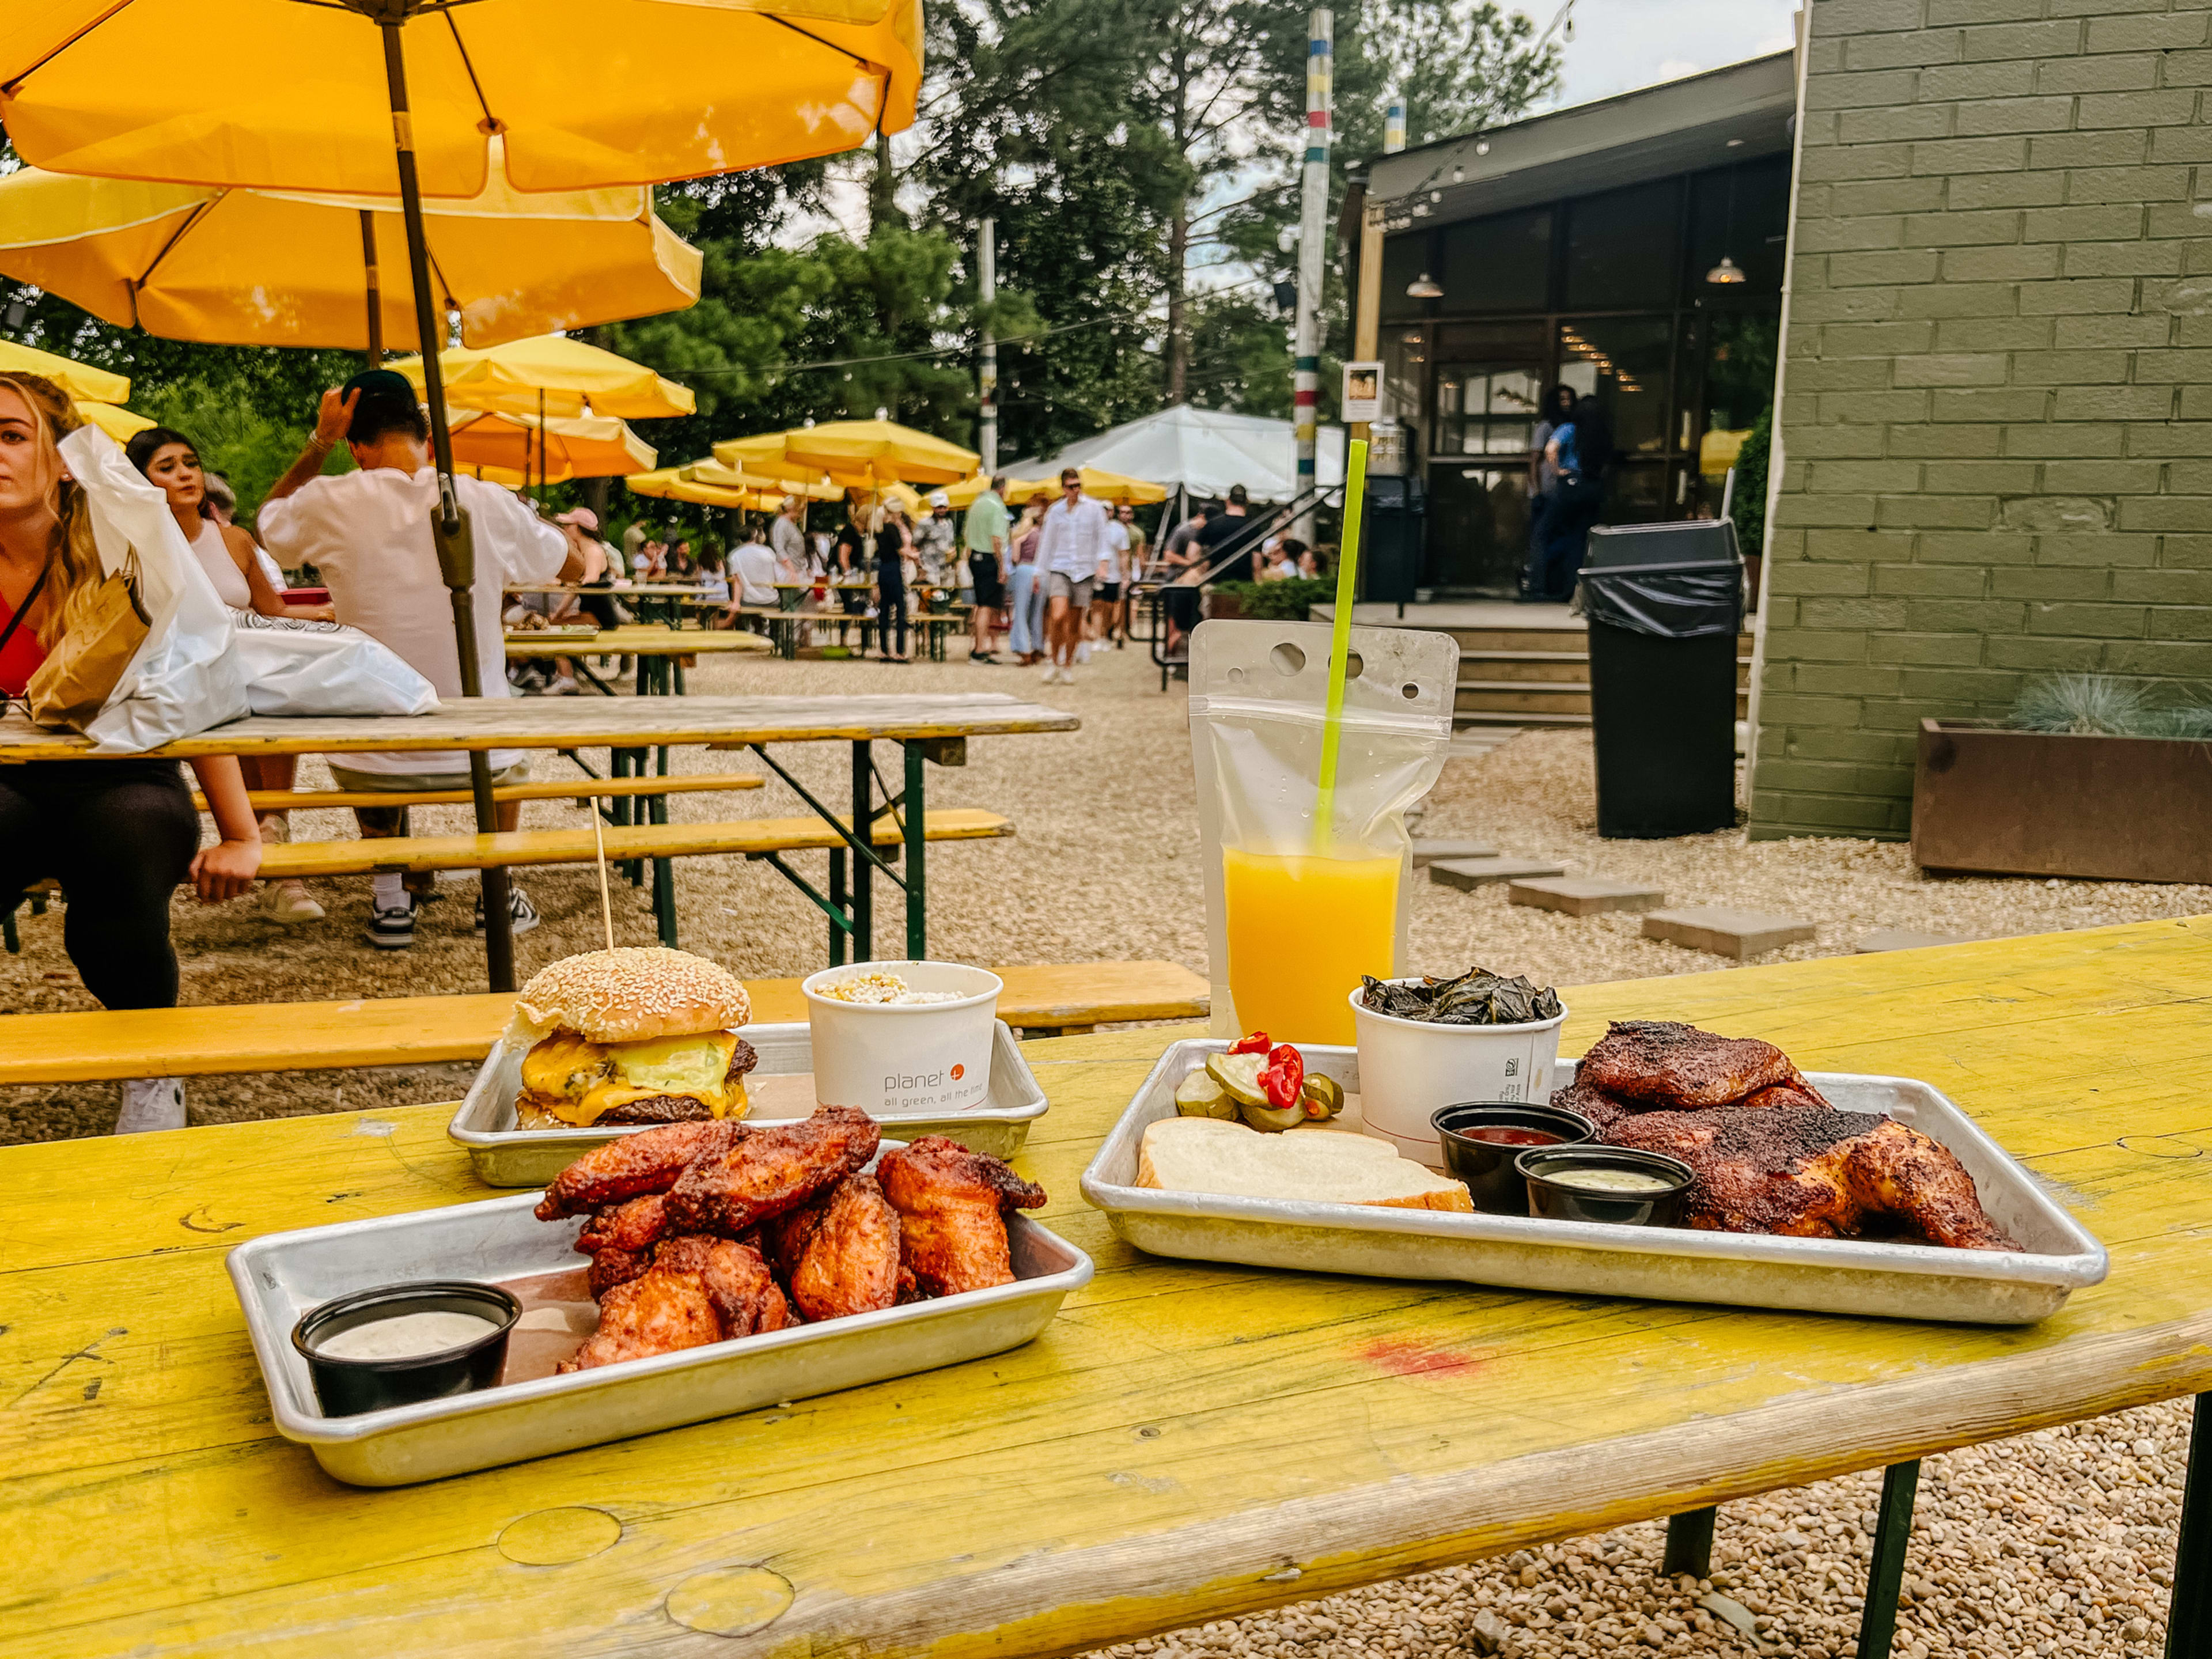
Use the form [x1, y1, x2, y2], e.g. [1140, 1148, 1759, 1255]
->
[1406, 271, 1444, 298]
[1706, 255, 1747, 285]
[1706, 162, 1747, 285]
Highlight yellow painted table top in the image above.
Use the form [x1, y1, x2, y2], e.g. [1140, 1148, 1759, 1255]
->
[503, 627, 770, 656]
[0, 692, 1079, 761]
[7, 919, 2212, 1658]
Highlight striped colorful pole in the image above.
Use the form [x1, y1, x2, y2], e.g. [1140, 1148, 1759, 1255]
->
[1294, 8, 1332, 539]
[1384, 97, 1405, 154]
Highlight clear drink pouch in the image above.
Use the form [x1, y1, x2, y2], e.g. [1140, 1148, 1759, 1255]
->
[1190, 618, 1460, 1042]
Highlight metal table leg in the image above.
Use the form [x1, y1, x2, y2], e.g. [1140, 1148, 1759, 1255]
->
[1662, 1508, 1716, 1578]
[1856, 1461, 1921, 1659]
[850, 740, 873, 961]
[828, 847, 848, 967]
[904, 739, 926, 958]
[2170, 1395, 2210, 1659]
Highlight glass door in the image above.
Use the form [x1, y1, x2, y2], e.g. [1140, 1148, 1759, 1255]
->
[1426, 321, 1548, 592]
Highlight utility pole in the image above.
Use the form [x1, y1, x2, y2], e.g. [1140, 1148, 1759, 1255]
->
[1384, 96, 1406, 154]
[1293, 7, 1332, 540]
[979, 218, 998, 473]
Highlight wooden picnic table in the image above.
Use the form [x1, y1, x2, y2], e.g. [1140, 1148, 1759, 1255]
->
[0, 694, 1077, 963]
[505, 624, 768, 695]
[6, 920, 2209, 1658]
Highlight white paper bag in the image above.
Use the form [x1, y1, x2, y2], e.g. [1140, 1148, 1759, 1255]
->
[232, 613, 441, 718]
[58, 425, 249, 754]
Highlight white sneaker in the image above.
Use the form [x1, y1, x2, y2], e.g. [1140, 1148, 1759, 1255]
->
[1041, 664, 1060, 685]
[1059, 665, 1075, 686]
[1076, 641, 1092, 664]
[261, 879, 325, 923]
[116, 1075, 186, 1134]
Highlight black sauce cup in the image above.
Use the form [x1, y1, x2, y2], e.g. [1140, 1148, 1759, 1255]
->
[1516, 1147, 1694, 1228]
[1431, 1102, 1597, 1214]
[293, 1280, 521, 1419]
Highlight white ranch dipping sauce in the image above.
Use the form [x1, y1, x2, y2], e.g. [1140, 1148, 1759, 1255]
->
[315, 1310, 501, 1361]
[1544, 1166, 1678, 1195]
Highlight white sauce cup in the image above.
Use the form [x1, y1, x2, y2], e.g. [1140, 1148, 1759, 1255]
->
[802, 960, 1004, 1117]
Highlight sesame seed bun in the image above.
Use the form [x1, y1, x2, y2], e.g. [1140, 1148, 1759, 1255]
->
[515, 948, 751, 1044]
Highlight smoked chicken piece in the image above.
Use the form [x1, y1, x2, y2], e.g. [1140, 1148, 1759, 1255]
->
[789, 1173, 906, 1321]
[575, 1192, 672, 1256]
[665, 1104, 880, 1236]
[1738, 1075, 1833, 1112]
[1602, 1105, 2018, 1250]
[877, 1135, 1047, 1297]
[1577, 1020, 1798, 1109]
[587, 1244, 656, 1299]
[1551, 1078, 1635, 1135]
[559, 1237, 793, 1373]
[535, 1120, 745, 1220]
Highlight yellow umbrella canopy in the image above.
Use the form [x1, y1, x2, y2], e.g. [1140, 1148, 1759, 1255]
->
[627, 467, 790, 512]
[449, 410, 656, 485]
[683, 460, 841, 501]
[714, 420, 979, 487]
[395, 335, 694, 421]
[0, 161, 700, 354]
[0, 339, 129, 403]
[73, 401, 157, 442]
[0, 0, 923, 199]
[1005, 465, 1171, 506]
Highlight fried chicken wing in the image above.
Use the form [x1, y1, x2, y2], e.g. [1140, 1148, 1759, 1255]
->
[575, 1192, 672, 1256]
[1603, 1105, 2017, 1249]
[1578, 1020, 1797, 1109]
[789, 1173, 904, 1321]
[664, 1104, 881, 1236]
[877, 1135, 1046, 1297]
[536, 1120, 745, 1220]
[559, 1236, 791, 1373]
[587, 1244, 656, 1298]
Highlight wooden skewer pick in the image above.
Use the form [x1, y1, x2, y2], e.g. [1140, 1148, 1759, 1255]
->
[590, 810, 616, 953]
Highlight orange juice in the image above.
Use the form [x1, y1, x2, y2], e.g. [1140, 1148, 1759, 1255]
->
[1222, 847, 1400, 1043]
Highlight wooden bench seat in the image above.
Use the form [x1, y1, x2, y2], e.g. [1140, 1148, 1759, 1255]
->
[0, 960, 1210, 1083]
[192, 775, 766, 813]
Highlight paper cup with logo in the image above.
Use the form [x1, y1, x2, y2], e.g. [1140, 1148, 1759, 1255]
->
[1350, 980, 1569, 1168]
[802, 961, 1003, 1117]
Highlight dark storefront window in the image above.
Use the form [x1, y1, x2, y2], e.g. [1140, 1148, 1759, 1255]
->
[1380, 233, 1431, 322]
[1439, 208, 1552, 313]
[1564, 180, 1683, 311]
[1434, 321, 1548, 458]
[1558, 316, 1672, 456]
[1685, 154, 1792, 300]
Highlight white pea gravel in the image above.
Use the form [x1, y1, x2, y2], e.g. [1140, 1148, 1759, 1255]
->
[1, 642, 2197, 1654]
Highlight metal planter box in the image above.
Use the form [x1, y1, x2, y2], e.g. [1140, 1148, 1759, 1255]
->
[1914, 718, 2212, 882]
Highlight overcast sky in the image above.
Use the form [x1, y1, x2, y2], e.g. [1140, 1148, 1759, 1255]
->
[1548, 0, 1798, 105]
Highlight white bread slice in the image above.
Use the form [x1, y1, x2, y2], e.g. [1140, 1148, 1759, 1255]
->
[1137, 1116, 1473, 1212]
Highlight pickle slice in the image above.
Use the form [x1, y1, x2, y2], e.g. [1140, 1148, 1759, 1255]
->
[1205, 1050, 1270, 1108]
[1175, 1067, 1238, 1119]
[1300, 1073, 1346, 1119]
[1240, 1099, 1306, 1132]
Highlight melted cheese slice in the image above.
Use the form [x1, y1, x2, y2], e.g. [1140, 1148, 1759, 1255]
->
[521, 1030, 747, 1126]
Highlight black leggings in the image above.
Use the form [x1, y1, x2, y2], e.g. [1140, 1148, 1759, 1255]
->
[877, 575, 909, 657]
[0, 760, 199, 1010]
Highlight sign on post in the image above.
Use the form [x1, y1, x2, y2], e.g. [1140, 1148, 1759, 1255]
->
[1341, 361, 1382, 425]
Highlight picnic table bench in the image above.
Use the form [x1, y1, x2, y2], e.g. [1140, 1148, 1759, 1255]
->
[505, 624, 767, 695]
[6, 919, 2208, 1657]
[0, 960, 1213, 1083]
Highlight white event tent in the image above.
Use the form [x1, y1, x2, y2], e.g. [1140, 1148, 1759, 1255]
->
[1011, 404, 1346, 503]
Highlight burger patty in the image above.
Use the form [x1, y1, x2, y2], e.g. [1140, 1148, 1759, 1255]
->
[592, 1038, 760, 1124]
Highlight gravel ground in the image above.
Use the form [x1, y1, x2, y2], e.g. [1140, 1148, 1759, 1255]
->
[2, 637, 2198, 1654]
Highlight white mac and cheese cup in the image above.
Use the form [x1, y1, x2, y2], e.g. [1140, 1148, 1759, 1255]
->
[801, 960, 1003, 1117]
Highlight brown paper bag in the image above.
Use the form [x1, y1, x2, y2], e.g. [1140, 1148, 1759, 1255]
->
[26, 556, 150, 732]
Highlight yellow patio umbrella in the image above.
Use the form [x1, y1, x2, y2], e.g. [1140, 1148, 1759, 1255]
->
[714, 420, 979, 487]
[940, 472, 998, 509]
[0, 2, 923, 200]
[0, 160, 701, 357]
[1005, 465, 1171, 506]
[0, 339, 129, 403]
[449, 410, 656, 486]
[628, 468, 782, 513]
[395, 335, 694, 421]
[684, 460, 841, 502]
[73, 401, 158, 443]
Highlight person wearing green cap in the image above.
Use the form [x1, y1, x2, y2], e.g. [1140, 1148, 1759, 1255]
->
[260, 371, 584, 950]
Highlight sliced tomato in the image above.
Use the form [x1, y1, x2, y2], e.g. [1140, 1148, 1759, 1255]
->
[1263, 1043, 1305, 1111]
[1228, 1031, 1273, 1056]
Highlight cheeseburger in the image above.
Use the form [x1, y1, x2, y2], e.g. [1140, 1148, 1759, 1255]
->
[513, 948, 759, 1129]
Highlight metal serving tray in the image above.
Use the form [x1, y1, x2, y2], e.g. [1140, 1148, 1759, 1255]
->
[1080, 1040, 2108, 1325]
[229, 1175, 1092, 1487]
[448, 1018, 1047, 1187]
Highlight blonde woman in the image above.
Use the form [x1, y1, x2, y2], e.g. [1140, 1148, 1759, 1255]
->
[0, 374, 263, 1132]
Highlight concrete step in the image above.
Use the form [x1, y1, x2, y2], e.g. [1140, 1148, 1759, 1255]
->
[1455, 681, 1593, 717]
[1643, 906, 1817, 959]
[1453, 710, 1592, 729]
[1430, 855, 1570, 891]
[1441, 627, 1589, 654]
[1456, 651, 1592, 684]
[1509, 876, 1668, 916]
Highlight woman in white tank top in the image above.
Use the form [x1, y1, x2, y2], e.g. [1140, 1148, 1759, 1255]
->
[127, 426, 338, 926]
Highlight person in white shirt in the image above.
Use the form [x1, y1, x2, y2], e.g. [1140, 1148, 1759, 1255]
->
[1035, 468, 1113, 685]
[769, 497, 808, 609]
[1086, 502, 1131, 658]
[259, 369, 579, 951]
[731, 527, 780, 631]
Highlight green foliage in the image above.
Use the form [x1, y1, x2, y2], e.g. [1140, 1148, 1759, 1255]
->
[1212, 577, 1332, 620]
[1729, 406, 1771, 562]
[132, 377, 353, 521]
[2008, 675, 2212, 740]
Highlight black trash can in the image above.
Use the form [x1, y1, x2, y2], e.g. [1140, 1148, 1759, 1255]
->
[1578, 520, 1744, 839]
[1361, 475, 1426, 613]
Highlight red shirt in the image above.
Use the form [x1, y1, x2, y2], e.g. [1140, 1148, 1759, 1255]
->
[0, 586, 48, 698]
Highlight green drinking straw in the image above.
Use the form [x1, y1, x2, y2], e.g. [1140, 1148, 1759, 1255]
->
[1313, 437, 1370, 853]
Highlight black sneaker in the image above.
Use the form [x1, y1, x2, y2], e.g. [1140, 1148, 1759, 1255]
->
[475, 884, 542, 936]
[363, 897, 417, 950]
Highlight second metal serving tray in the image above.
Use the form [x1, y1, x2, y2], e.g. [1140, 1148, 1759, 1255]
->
[1080, 1040, 2108, 1325]
[229, 1178, 1092, 1487]
[449, 1018, 1046, 1186]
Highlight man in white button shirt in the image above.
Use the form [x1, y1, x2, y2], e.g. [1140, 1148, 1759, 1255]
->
[1035, 468, 1112, 685]
[260, 370, 580, 951]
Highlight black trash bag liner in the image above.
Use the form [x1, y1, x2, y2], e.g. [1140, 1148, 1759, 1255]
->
[1578, 565, 1742, 640]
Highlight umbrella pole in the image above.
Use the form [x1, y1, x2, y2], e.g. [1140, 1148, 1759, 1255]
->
[378, 16, 516, 994]
[359, 210, 384, 364]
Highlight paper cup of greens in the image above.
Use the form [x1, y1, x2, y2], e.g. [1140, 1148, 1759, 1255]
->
[1350, 970, 1569, 1168]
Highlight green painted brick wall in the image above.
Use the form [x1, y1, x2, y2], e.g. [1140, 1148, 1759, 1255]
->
[1748, 0, 2212, 841]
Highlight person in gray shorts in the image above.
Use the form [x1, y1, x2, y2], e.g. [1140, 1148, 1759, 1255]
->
[1035, 468, 1111, 685]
